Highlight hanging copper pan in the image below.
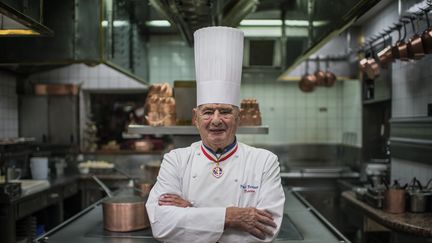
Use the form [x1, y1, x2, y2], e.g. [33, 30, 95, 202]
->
[421, 8, 432, 53]
[406, 15, 425, 60]
[299, 59, 316, 92]
[397, 21, 409, 61]
[324, 57, 336, 87]
[314, 57, 326, 85]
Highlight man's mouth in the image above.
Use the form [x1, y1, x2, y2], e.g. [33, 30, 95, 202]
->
[209, 129, 226, 134]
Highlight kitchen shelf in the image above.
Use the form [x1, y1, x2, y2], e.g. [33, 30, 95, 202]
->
[81, 150, 163, 155]
[127, 125, 269, 135]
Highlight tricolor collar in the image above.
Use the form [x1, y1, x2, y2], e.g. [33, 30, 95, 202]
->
[201, 139, 238, 163]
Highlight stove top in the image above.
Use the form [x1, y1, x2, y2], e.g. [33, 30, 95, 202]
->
[84, 214, 303, 241]
[85, 223, 153, 239]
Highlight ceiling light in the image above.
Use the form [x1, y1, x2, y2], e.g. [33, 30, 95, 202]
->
[101, 20, 130, 27]
[145, 20, 171, 27]
[240, 19, 329, 27]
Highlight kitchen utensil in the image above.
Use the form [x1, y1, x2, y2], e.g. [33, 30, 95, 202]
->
[390, 23, 402, 59]
[299, 59, 316, 92]
[406, 15, 425, 60]
[421, 8, 432, 53]
[314, 57, 326, 85]
[365, 44, 380, 79]
[383, 180, 406, 213]
[359, 58, 368, 72]
[92, 175, 150, 232]
[113, 167, 153, 197]
[30, 157, 49, 180]
[377, 33, 393, 67]
[407, 178, 430, 213]
[324, 57, 336, 87]
[397, 20, 409, 61]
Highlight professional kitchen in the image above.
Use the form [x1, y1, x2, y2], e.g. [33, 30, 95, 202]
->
[0, 0, 431, 242]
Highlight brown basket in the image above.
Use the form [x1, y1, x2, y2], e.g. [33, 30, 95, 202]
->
[34, 84, 80, 95]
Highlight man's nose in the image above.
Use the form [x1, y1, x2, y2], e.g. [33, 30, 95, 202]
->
[211, 110, 222, 124]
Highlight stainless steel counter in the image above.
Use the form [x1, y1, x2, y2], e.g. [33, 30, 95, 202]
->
[36, 188, 349, 243]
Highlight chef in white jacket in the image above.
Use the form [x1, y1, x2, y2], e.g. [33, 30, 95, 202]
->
[146, 26, 285, 243]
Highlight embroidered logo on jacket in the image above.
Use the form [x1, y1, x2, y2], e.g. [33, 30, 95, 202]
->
[240, 184, 259, 193]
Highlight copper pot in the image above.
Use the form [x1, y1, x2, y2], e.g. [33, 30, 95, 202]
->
[407, 17, 425, 60]
[365, 57, 380, 80]
[103, 196, 150, 232]
[299, 74, 316, 92]
[92, 176, 150, 232]
[359, 58, 368, 72]
[397, 21, 410, 61]
[421, 8, 432, 53]
[314, 57, 326, 85]
[299, 59, 316, 93]
[324, 58, 336, 87]
[383, 189, 406, 214]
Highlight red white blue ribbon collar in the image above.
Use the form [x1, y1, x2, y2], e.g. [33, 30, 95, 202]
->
[201, 139, 238, 163]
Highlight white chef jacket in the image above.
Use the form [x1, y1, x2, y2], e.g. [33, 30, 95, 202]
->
[146, 141, 285, 243]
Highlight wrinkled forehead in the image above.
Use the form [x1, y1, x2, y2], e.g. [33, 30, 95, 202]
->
[197, 103, 238, 110]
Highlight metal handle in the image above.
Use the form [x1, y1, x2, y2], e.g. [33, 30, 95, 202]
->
[49, 193, 59, 199]
[91, 175, 113, 198]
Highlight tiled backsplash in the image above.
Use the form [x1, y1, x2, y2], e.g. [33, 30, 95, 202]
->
[148, 35, 362, 146]
[0, 71, 18, 138]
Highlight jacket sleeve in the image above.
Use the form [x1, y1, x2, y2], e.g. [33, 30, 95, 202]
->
[145, 150, 226, 243]
[246, 152, 286, 242]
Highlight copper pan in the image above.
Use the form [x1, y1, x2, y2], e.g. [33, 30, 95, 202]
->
[92, 175, 150, 232]
[324, 58, 336, 87]
[406, 16, 425, 60]
[377, 33, 393, 67]
[359, 58, 368, 72]
[299, 59, 316, 92]
[314, 57, 326, 85]
[397, 21, 410, 61]
[365, 58, 380, 79]
[421, 8, 432, 53]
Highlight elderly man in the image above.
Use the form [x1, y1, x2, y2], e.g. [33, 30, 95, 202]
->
[145, 26, 285, 243]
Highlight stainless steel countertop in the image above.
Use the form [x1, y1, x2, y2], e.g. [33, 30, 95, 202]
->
[37, 188, 349, 243]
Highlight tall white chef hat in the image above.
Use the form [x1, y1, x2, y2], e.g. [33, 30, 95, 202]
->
[194, 26, 244, 107]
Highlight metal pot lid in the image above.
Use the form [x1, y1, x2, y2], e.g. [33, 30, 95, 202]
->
[104, 196, 144, 204]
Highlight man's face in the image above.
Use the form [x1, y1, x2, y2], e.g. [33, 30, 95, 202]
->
[193, 103, 240, 150]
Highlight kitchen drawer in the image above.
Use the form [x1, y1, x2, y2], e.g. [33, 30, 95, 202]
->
[46, 188, 62, 206]
[18, 194, 47, 219]
[63, 183, 78, 198]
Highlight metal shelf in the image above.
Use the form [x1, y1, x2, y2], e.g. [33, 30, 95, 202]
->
[127, 125, 269, 135]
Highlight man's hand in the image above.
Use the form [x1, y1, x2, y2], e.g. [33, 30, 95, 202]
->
[225, 207, 277, 240]
[158, 194, 193, 208]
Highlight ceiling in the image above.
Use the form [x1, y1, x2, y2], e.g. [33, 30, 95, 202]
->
[147, 0, 382, 73]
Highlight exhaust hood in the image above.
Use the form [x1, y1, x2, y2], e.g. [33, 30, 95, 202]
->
[0, 0, 53, 36]
[147, 0, 382, 75]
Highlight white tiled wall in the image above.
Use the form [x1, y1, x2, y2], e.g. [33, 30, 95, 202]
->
[148, 35, 361, 145]
[0, 71, 18, 138]
[148, 35, 195, 84]
[391, 158, 432, 186]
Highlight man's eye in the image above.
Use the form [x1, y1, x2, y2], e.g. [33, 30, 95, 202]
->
[220, 110, 232, 115]
[203, 111, 213, 115]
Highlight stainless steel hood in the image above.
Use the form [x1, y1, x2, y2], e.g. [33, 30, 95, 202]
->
[0, 0, 53, 36]
[148, 0, 382, 75]
[149, 0, 259, 46]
